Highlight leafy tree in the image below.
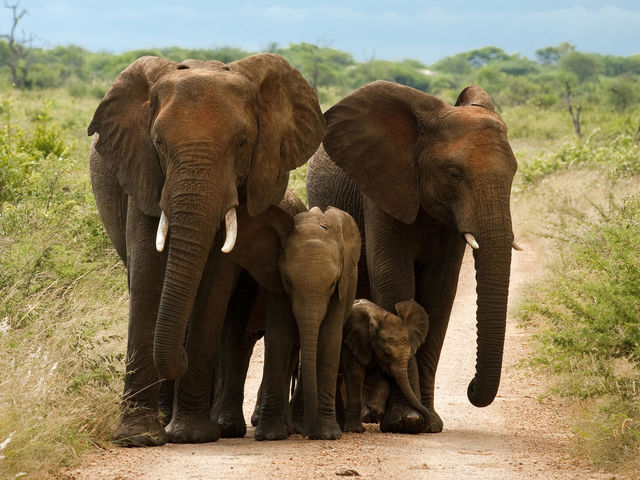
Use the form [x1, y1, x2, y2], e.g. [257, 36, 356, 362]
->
[281, 42, 354, 91]
[559, 51, 603, 83]
[535, 41, 575, 65]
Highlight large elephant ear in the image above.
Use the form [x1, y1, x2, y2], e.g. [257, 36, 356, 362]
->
[323, 81, 443, 224]
[395, 299, 429, 355]
[455, 85, 495, 111]
[343, 301, 372, 365]
[321, 207, 361, 300]
[230, 53, 325, 216]
[88, 56, 177, 217]
[227, 204, 295, 294]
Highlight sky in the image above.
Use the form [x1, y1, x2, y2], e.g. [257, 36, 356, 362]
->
[2, 1, 639, 65]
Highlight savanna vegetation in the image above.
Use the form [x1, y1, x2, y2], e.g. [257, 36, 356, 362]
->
[1, 30, 639, 479]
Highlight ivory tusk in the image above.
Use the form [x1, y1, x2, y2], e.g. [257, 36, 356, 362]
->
[512, 239, 524, 251]
[464, 233, 479, 250]
[221, 207, 238, 253]
[156, 211, 169, 253]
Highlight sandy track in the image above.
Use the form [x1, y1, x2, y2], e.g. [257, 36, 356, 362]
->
[65, 242, 607, 480]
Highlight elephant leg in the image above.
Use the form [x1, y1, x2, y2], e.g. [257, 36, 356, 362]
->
[251, 381, 263, 427]
[158, 380, 174, 427]
[166, 246, 240, 444]
[114, 200, 168, 447]
[308, 299, 344, 440]
[289, 371, 304, 434]
[341, 350, 366, 433]
[361, 367, 389, 423]
[413, 236, 466, 433]
[214, 272, 261, 438]
[255, 292, 296, 441]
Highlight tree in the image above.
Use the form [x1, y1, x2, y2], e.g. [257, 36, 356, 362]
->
[1, 1, 34, 88]
[535, 42, 575, 65]
[282, 42, 354, 92]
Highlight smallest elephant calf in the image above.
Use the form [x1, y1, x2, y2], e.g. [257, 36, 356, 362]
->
[339, 298, 429, 433]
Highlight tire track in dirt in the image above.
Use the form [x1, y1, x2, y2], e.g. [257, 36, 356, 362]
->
[65, 242, 608, 480]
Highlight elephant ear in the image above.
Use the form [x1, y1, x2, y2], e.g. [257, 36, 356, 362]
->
[343, 301, 372, 365]
[88, 56, 177, 217]
[229, 53, 325, 216]
[323, 81, 443, 224]
[455, 85, 496, 112]
[321, 207, 361, 300]
[227, 204, 295, 294]
[395, 299, 429, 355]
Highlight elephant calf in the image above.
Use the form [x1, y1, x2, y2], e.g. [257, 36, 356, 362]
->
[340, 298, 430, 433]
[228, 205, 361, 440]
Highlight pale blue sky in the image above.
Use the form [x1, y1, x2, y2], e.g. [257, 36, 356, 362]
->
[2, 1, 639, 64]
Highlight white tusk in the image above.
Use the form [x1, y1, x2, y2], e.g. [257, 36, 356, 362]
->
[464, 233, 479, 250]
[512, 239, 524, 251]
[221, 207, 238, 253]
[156, 211, 169, 252]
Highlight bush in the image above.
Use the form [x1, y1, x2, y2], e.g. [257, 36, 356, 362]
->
[518, 196, 640, 474]
[517, 132, 640, 185]
[0, 95, 126, 479]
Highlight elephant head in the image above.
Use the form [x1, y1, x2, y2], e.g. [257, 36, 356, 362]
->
[322, 81, 517, 408]
[88, 54, 324, 380]
[229, 205, 361, 434]
[343, 298, 430, 419]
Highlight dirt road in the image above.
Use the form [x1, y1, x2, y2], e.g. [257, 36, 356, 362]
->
[66, 242, 607, 480]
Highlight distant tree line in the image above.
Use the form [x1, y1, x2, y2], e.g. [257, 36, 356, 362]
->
[1, 36, 640, 111]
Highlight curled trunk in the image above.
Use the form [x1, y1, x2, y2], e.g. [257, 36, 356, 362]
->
[390, 362, 430, 420]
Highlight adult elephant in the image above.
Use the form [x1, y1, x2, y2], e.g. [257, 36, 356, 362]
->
[306, 81, 519, 433]
[89, 54, 324, 446]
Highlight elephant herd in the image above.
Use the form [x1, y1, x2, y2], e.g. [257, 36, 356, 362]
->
[88, 52, 518, 447]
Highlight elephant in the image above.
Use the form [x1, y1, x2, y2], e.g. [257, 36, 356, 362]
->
[88, 53, 324, 446]
[340, 298, 429, 433]
[226, 205, 361, 440]
[306, 81, 519, 434]
[211, 189, 306, 439]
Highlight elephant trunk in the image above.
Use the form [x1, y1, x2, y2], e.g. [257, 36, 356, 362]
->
[390, 360, 431, 420]
[294, 297, 328, 434]
[153, 168, 237, 380]
[466, 184, 513, 407]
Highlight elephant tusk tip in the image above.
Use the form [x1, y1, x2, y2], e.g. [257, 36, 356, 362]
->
[156, 211, 169, 253]
[464, 233, 479, 250]
[221, 207, 238, 253]
[512, 239, 524, 251]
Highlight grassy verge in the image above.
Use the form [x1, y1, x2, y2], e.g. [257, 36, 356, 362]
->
[514, 132, 640, 475]
[0, 91, 126, 479]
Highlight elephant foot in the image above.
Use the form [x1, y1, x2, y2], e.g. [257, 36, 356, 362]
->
[217, 413, 247, 438]
[254, 420, 290, 441]
[166, 412, 220, 443]
[113, 410, 167, 447]
[361, 404, 383, 424]
[424, 407, 443, 433]
[342, 417, 365, 434]
[307, 418, 342, 440]
[251, 405, 261, 427]
[380, 403, 428, 434]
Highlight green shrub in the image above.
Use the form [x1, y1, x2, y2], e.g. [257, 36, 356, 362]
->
[517, 132, 640, 185]
[518, 195, 640, 473]
[0, 95, 126, 479]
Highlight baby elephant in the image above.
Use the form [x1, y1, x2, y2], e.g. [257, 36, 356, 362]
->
[340, 298, 429, 433]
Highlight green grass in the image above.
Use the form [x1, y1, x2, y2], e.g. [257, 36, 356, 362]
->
[516, 193, 640, 475]
[0, 90, 126, 479]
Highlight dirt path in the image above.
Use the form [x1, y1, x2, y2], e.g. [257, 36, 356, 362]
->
[66, 242, 607, 480]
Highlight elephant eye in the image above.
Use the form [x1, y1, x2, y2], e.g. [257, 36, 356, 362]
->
[447, 167, 464, 182]
[238, 135, 248, 147]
